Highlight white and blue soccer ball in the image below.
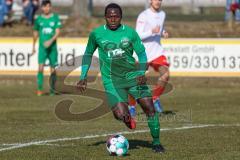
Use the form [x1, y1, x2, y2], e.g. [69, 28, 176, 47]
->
[106, 134, 129, 156]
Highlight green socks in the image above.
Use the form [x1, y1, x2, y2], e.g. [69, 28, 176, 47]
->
[147, 113, 160, 145]
[50, 72, 57, 93]
[37, 71, 57, 94]
[37, 72, 44, 91]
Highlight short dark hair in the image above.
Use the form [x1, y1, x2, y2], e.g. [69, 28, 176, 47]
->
[41, 0, 51, 6]
[104, 3, 122, 17]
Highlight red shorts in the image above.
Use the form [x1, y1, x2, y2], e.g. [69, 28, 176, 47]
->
[149, 55, 170, 71]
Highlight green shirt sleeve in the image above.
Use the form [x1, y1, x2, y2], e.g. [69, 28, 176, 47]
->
[132, 30, 147, 75]
[80, 31, 98, 80]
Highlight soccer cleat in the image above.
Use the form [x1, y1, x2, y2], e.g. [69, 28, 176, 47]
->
[129, 106, 136, 117]
[153, 99, 163, 113]
[49, 89, 56, 96]
[49, 92, 55, 96]
[37, 90, 43, 96]
[152, 144, 165, 153]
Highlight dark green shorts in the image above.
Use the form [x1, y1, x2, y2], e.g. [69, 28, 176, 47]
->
[104, 83, 152, 108]
[38, 45, 58, 67]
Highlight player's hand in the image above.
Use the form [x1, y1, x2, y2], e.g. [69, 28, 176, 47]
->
[162, 30, 169, 38]
[152, 25, 160, 34]
[136, 75, 147, 85]
[77, 79, 87, 93]
[32, 47, 36, 55]
[44, 40, 53, 48]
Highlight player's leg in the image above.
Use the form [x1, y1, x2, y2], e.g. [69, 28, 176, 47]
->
[153, 65, 169, 113]
[112, 102, 136, 129]
[104, 84, 136, 129]
[128, 94, 137, 117]
[37, 47, 47, 96]
[153, 65, 170, 99]
[49, 67, 57, 95]
[37, 64, 44, 96]
[150, 55, 170, 112]
[138, 97, 165, 153]
[49, 46, 58, 95]
[0, 10, 4, 27]
[129, 85, 165, 152]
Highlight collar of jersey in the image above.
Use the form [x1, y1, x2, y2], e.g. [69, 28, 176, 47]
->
[41, 13, 53, 19]
[104, 24, 125, 31]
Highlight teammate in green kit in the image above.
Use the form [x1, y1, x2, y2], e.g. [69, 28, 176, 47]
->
[32, 0, 62, 96]
[77, 3, 165, 153]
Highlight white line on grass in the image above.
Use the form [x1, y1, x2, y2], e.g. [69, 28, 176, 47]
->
[0, 124, 239, 152]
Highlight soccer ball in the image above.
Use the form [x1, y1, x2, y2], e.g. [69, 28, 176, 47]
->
[106, 134, 129, 156]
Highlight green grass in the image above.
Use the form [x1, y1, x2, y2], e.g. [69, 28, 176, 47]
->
[0, 76, 239, 160]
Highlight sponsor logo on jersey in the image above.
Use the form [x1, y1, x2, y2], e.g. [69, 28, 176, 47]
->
[107, 48, 125, 58]
[103, 41, 130, 58]
[42, 27, 53, 34]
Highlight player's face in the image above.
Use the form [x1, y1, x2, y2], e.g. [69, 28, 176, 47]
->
[105, 8, 122, 30]
[41, 4, 52, 15]
[150, 0, 162, 11]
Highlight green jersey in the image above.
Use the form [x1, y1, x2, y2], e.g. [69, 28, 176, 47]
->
[33, 13, 62, 47]
[81, 24, 147, 88]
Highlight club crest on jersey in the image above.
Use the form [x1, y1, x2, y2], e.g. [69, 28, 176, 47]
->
[50, 22, 55, 26]
[120, 37, 131, 49]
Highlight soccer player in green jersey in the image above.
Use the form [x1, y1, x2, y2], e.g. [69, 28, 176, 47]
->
[32, 0, 62, 96]
[77, 3, 165, 153]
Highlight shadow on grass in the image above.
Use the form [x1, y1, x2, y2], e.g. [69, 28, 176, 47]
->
[161, 110, 176, 115]
[90, 139, 152, 150]
[137, 110, 177, 116]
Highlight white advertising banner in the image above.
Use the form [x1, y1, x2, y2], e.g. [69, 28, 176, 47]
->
[0, 38, 240, 77]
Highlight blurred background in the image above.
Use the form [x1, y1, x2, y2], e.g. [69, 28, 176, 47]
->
[0, 1, 240, 159]
[1, 0, 240, 37]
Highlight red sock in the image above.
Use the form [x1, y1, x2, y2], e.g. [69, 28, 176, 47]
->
[128, 94, 137, 106]
[124, 117, 136, 129]
[129, 118, 136, 129]
[152, 85, 165, 101]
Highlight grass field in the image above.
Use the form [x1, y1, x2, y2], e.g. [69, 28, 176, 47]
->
[0, 76, 240, 160]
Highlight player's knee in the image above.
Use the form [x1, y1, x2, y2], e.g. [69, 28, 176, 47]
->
[38, 64, 44, 72]
[51, 70, 56, 75]
[112, 106, 131, 123]
[162, 70, 169, 81]
[159, 67, 169, 82]
[112, 109, 123, 121]
[38, 67, 44, 73]
[146, 106, 155, 117]
[139, 98, 155, 117]
[50, 68, 56, 74]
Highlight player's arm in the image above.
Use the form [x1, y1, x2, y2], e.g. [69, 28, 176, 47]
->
[132, 30, 148, 84]
[44, 28, 60, 48]
[77, 31, 97, 92]
[136, 14, 153, 40]
[161, 12, 168, 38]
[32, 17, 39, 55]
[32, 31, 39, 55]
[136, 51, 148, 85]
